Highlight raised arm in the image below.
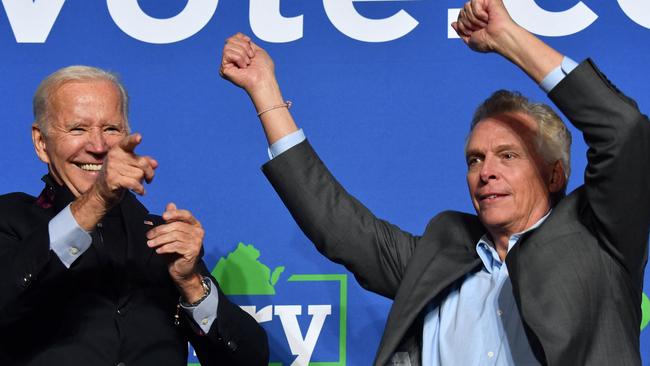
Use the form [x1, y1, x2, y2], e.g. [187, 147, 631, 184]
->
[220, 34, 421, 298]
[452, 0, 562, 83]
[220, 33, 298, 145]
[455, 0, 650, 280]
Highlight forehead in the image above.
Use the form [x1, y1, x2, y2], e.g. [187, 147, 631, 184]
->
[467, 112, 538, 152]
[49, 79, 122, 121]
[51, 79, 120, 104]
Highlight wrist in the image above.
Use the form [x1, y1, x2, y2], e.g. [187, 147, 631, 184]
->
[490, 23, 526, 60]
[491, 24, 563, 83]
[71, 188, 111, 231]
[179, 274, 210, 306]
[248, 79, 284, 109]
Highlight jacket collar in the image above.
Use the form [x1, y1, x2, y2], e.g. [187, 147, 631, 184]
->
[36, 174, 76, 212]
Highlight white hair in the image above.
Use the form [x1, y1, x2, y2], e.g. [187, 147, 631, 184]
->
[33, 65, 129, 135]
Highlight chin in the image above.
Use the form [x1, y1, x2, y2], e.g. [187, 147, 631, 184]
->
[65, 178, 95, 196]
[478, 213, 509, 229]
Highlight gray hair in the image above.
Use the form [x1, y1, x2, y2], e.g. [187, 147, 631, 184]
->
[33, 65, 130, 135]
[467, 90, 572, 189]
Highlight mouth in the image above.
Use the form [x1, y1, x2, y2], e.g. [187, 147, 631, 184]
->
[478, 193, 509, 203]
[76, 163, 103, 172]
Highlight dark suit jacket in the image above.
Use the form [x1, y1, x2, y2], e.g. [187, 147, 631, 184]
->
[0, 176, 268, 366]
[262, 60, 650, 365]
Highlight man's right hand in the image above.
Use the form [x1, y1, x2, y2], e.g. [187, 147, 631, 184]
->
[71, 133, 158, 231]
[220, 33, 277, 97]
[220, 33, 299, 145]
[93, 133, 157, 204]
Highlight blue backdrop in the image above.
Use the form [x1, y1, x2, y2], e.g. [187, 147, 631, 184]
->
[0, 1, 648, 365]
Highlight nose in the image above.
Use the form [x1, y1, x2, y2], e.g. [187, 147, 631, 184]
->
[86, 128, 108, 154]
[479, 156, 498, 183]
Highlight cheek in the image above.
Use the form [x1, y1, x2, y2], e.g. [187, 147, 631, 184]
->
[52, 142, 82, 161]
[45, 143, 68, 163]
[467, 170, 482, 188]
[466, 173, 479, 205]
[466, 171, 477, 187]
[49, 138, 93, 165]
[518, 177, 547, 204]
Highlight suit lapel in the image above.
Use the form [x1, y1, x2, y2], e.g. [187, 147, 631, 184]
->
[376, 213, 484, 366]
[120, 193, 157, 266]
[118, 193, 159, 307]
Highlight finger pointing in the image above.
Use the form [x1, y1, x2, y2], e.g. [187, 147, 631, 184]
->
[119, 133, 142, 153]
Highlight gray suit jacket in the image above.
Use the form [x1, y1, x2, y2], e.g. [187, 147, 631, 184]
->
[262, 60, 650, 365]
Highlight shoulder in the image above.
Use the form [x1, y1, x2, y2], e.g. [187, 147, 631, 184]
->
[0, 192, 48, 236]
[423, 210, 484, 242]
[426, 210, 481, 228]
[0, 192, 38, 213]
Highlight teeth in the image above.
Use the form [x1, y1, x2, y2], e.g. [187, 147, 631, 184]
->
[79, 163, 102, 171]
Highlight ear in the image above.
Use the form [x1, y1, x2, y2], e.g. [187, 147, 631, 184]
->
[32, 123, 50, 164]
[548, 160, 566, 193]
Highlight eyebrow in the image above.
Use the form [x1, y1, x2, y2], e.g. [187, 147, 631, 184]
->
[465, 143, 521, 158]
[493, 143, 520, 152]
[63, 121, 85, 128]
[465, 149, 482, 159]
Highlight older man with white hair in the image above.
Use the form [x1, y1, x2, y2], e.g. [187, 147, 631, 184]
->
[0, 65, 268, 366]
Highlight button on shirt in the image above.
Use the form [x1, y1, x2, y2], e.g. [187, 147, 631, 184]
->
[422, 213, 550, 366]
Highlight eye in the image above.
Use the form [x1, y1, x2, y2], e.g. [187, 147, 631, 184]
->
[467, 156, 482, 167]
[104, 125, 124, 134]
[501, 152, 517, 160]
[69, 126, 86, 135]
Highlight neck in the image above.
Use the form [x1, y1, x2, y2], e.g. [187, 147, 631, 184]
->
[487, 231, 511, 262]
[485, 209, 552, 261]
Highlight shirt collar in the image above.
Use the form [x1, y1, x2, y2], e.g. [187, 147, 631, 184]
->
[475, 210, 552, 273]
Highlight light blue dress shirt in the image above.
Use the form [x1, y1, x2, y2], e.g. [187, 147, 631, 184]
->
[540, 57, 578, 92]
[421, 213, 549, 366]
[268, 129, 307, 159]
[49, 204, 218, 333]
[267, 56, 578, 365]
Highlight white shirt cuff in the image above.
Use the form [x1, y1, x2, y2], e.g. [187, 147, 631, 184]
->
[540, 56, 579, 93]
[268, 129, 306, 159]
[181, 277, 219, 334]
[49, 204, 92, 268]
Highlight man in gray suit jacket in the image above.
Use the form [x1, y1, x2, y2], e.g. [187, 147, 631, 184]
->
[220, 0, 649, 364]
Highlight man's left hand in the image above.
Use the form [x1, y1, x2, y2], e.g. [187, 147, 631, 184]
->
[146, 203, 205, 301]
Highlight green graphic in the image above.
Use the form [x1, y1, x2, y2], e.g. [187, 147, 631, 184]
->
[642, 292, 649, 331]
[212, 242, 285, 295]
[206, 244, 348, 366]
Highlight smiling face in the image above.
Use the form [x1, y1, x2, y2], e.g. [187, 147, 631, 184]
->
[32, 79, 127, 197]
[466, 112, 562, 239]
